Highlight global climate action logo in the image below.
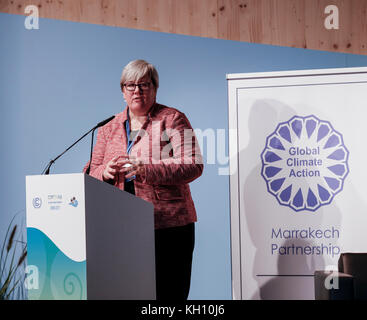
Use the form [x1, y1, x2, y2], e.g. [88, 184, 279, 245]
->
[261, 115, 349, 212]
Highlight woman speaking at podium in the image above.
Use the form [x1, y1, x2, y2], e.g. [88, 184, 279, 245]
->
[84, 59, 203, 300]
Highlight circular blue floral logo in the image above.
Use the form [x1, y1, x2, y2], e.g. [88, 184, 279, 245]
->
[261, 115, 349, 212]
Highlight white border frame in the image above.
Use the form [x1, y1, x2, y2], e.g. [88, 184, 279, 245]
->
[227, 66, 367, 300]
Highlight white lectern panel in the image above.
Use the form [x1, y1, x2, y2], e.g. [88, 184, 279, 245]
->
[26, 173, 86, 262]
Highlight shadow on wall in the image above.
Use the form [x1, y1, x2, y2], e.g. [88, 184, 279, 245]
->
[257, 238, 321, 300]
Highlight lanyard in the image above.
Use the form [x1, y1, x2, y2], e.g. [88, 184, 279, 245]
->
[125, 115, 135, 155]
[124, 112, 135, 181]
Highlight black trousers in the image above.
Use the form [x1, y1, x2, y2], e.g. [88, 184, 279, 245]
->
[124, 180, 195, 300]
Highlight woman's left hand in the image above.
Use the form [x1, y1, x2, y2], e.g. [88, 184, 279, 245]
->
[117, 155, 145, 179]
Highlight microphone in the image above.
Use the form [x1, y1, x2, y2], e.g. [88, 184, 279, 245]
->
[85, 115, 115, 175]
[95, 115, 115, 129]
[42, 115, 115, 175]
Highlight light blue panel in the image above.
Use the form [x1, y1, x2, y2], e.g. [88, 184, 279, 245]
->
[27, 228, 87, 300]
[1, 12, 367, 299]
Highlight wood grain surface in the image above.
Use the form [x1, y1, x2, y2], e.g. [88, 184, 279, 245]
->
[1, 0, 366, 54]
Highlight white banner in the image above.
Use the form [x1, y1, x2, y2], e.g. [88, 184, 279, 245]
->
[228, 67, 367, 299]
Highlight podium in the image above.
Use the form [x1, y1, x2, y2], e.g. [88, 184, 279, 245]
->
[25, 173, 156, 300]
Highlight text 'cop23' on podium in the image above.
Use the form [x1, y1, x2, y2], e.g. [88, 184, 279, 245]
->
[25, 173, 156, 300]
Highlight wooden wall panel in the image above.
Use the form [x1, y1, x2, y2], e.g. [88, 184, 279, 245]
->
[1, 0, 366, 55]
[115, 0, 138, 30]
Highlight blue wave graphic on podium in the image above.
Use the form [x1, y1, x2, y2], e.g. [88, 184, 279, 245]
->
[27, 228, 87, 300]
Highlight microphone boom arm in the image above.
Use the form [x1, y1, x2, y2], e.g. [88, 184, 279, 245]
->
[42, 126, 94, 175]
[42, 115, 115, 175]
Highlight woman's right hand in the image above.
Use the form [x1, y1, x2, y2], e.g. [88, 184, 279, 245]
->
[102, 156, 121, 181]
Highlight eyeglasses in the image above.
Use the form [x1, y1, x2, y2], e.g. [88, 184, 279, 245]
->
[123, 82, 151, 92]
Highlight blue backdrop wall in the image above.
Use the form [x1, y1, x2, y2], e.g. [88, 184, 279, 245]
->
[1, 12, 367, 299]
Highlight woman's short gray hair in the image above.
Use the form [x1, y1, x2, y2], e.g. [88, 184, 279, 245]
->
[120, 59, 159, 91]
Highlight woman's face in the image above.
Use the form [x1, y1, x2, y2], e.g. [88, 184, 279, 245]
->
[122, 75, 157, 116]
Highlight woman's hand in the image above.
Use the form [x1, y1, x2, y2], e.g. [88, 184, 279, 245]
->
[102, 156, 121, 181]
[117, 155, 145, 179]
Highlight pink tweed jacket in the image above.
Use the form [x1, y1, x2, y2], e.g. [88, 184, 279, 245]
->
[84, 103, 203, 229]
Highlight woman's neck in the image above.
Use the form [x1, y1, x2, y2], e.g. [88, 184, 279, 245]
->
[129, 109, 148, 131]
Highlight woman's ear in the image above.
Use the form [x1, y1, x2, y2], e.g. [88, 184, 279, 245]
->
[122, 88, 127, 102]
